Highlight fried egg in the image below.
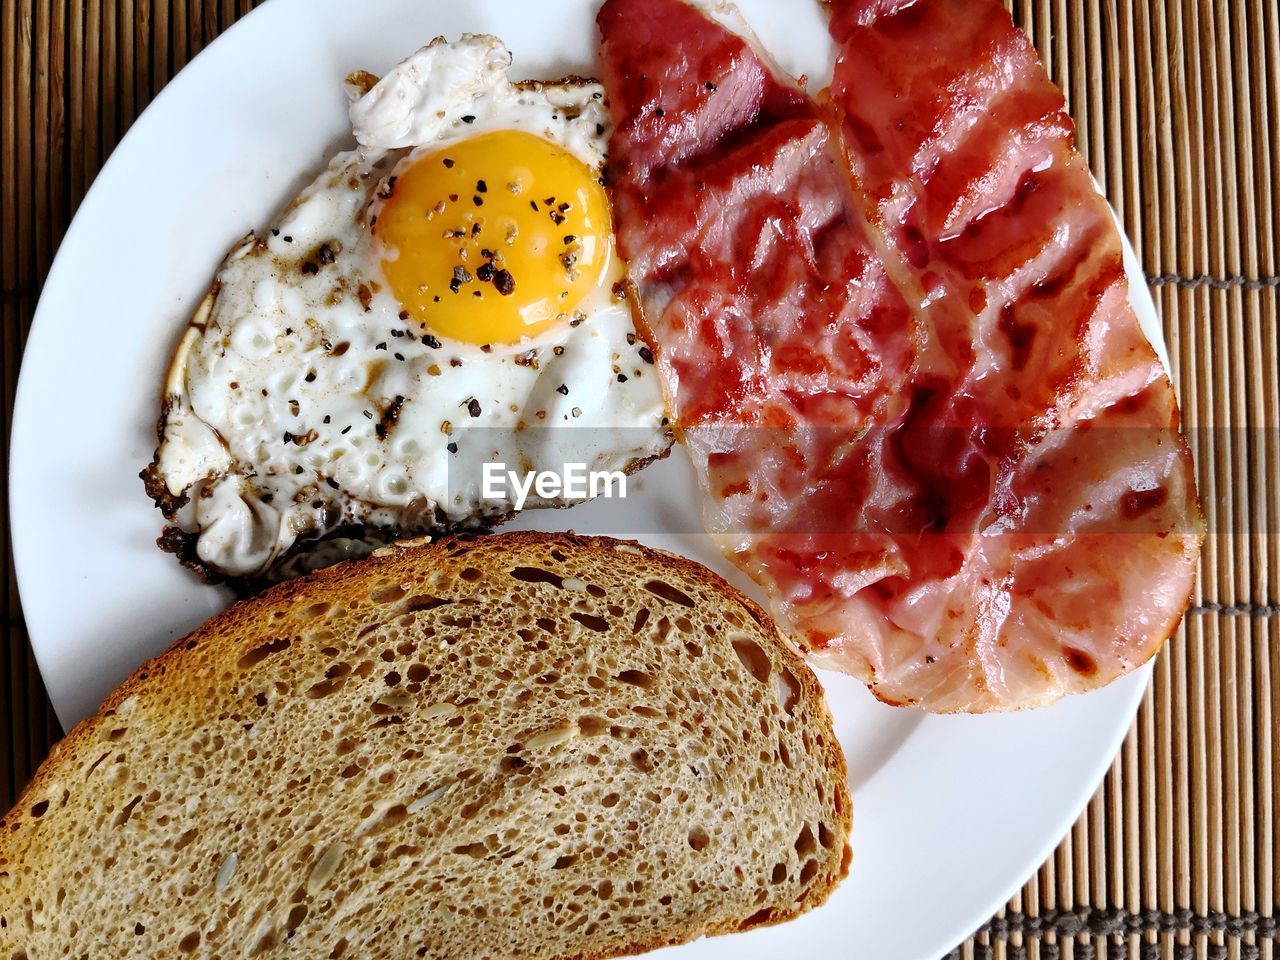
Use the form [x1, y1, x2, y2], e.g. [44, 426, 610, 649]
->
[146, 36, 671, 582]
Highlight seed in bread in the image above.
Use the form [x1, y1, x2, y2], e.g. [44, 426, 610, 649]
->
[0, 532, 851, 959]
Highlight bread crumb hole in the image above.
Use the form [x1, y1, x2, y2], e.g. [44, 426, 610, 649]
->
[371, 584, 406, 603]
[629, 749, 654, 773]
[302, 601, 331, 620]
[552, 854, 578, 869]
[643, 579, 695, 607]
[616, 669, 652, 689]
[459, 566, 482, 582]
[571, 612, 609, 632]
[307, 676, 346, 699]
[113, 795, 142, 827]
[29, 801, 48, 819]
[285, 903, 308, 934]
[601, 793, 619, 808]
[799, 859, 819, 884]
[398, 595, 450, 614]
[238, 636, 292, 671]
[818, 821, 836, 849]
[731, 637, 771, 683]
[795, 823, 816, 858]
[771, 862, 787, 884]
[578, 715, 607, 736]
[178, 931, 201, 952]
[687, 826, 710, 851]
[510, 566, 564, 587]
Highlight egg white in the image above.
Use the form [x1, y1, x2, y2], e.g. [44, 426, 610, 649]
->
[150, 36, 670, 581]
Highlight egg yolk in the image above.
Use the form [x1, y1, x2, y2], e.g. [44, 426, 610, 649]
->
[375, 130, 614, 346]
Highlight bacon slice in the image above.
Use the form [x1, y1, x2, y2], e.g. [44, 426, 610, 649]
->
[597, 0, 916, 493]
[597, 0, 1201, 711]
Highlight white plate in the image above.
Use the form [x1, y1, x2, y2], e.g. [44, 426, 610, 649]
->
[9, 2, 1160, 958]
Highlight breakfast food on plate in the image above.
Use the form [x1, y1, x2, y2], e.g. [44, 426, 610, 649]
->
[0, 532, 851, 959]
[598, 0, 1201, 711]
[143, 37, 670, 586]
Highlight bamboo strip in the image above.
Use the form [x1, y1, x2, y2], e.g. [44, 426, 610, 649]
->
[31, 0, 48, 281]
[135, 0, 150, 131]
[121, 0, 134, 143]
[201, 0, 215, 54]
[1265, 615, 1279, 932]
[16, 0, 32, 287]
[101, 0, 116, 160]
[1, 0, 17, 294]
[152, 0, 167, 99]
[83, 0, 100, 203]
[172, 0, 186, 74]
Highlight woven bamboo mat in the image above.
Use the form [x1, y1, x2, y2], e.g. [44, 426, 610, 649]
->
[1, 1, 1277, 957]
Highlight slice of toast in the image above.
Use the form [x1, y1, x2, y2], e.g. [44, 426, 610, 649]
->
[0, 532, 851, 959]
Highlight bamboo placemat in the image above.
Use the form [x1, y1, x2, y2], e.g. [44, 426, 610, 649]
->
[2, 1, 1277, 958]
